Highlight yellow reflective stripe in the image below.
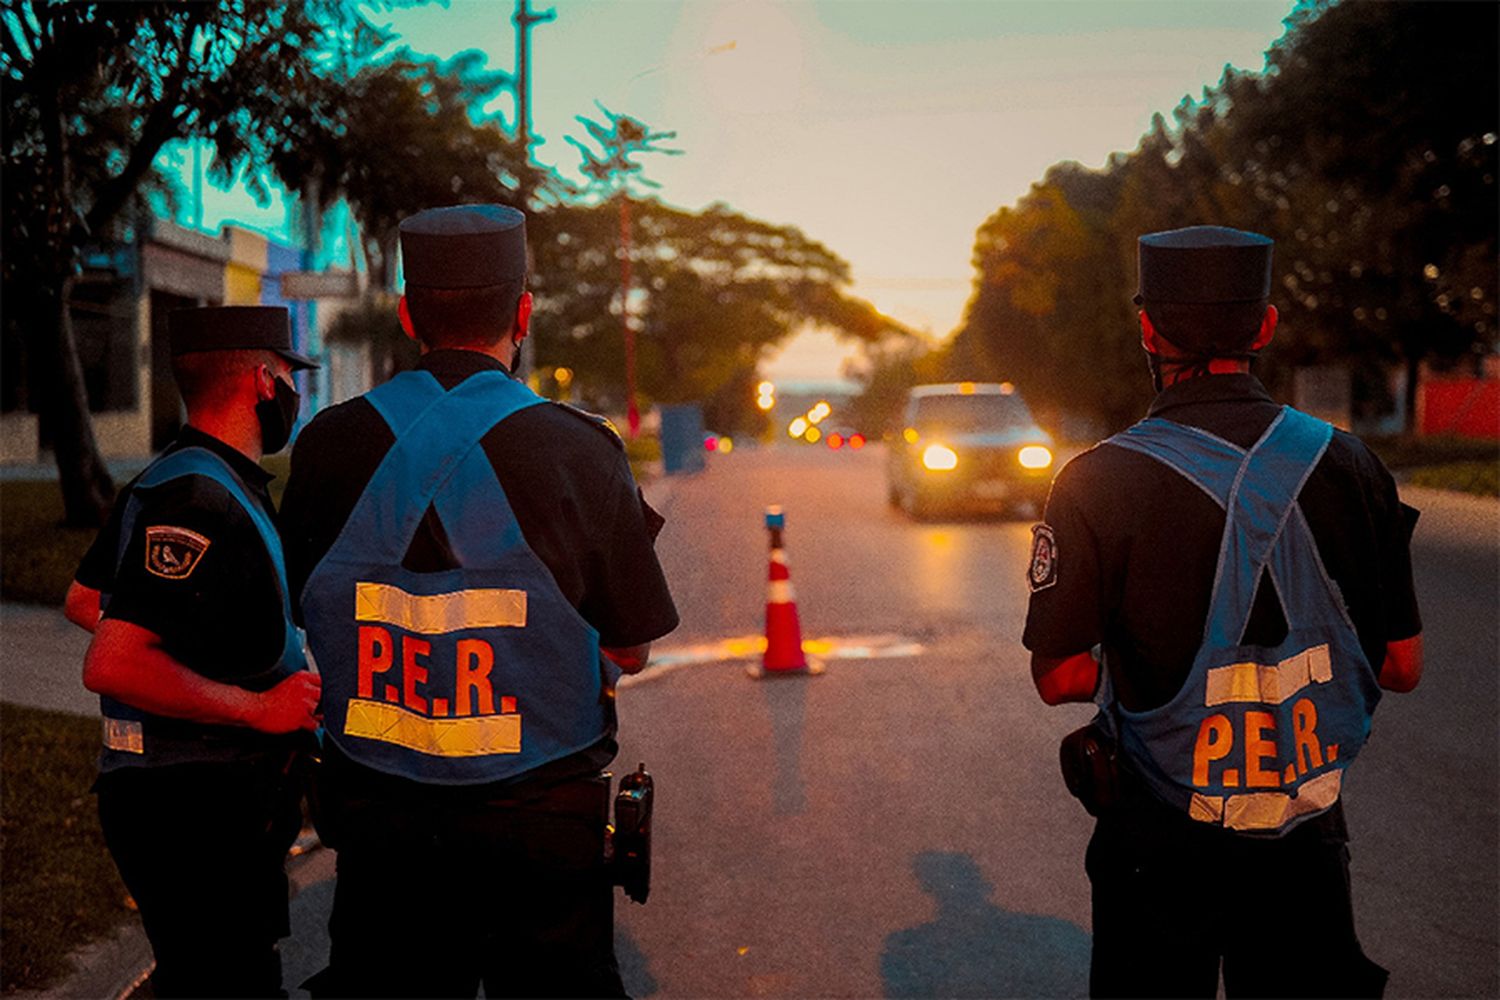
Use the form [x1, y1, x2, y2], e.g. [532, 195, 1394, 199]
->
[343, 699, 521, 757]
[1221, 769, 1342, 831]
[1189, 792, 1224, 824]
[102, 719, 144, 754]
[1203, 644, 1333, 707]
[354, 582, 527, 634]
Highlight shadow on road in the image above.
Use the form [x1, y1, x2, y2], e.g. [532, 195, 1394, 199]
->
[762, 677, 808, 816]
[880, 851, 1090, 999]
[615, 925, 659, 998]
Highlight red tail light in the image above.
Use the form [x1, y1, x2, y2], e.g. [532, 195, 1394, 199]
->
[849, 434, 866, 450]
[827, 433, 844, 450]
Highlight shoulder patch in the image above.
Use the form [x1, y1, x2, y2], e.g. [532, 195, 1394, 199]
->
[554, 402, 625, 451]
[145, 526, 210, 580]
[1028, 523, 1059, 593]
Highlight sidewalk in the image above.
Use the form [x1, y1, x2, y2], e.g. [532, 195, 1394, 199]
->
[0, 603, 95, 716]
[0, 457, 149, 483]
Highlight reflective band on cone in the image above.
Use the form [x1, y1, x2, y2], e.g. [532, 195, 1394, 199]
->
[760, 535, 811, 675]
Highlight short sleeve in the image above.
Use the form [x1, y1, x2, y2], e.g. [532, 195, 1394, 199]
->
[1022, 461, 1105, 657]
[578, 459, 679, 648]
[74, 489, 131, 591]
[102, 478, 282, 677]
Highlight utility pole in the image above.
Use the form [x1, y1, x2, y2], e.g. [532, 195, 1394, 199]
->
[567, 108, 680, 439]
[512, 0, 554, 383]
[513, 0, 555, 172]
[619, 190, 637, 437]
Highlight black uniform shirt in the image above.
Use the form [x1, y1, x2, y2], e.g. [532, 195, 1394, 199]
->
[76, 425, 287, 682]
[1024, 374, 1421, 715]
[279, 349, 679, 791]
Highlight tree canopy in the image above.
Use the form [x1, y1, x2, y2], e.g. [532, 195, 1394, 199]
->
[531, 198, 903, 433]
[1, 0, 391, 522]
[941, 0, 1498, 434]
[266, 45, 544, 290]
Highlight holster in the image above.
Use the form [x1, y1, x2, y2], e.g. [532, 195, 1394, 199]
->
[1059, 719, 1123, 817]
[606, 763, 653, 904]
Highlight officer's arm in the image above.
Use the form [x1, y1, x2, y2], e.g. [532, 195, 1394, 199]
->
[83, 619, 321, 733]
[1031, 651, 1100, 705]
[63, 580, 102, 633]
[1379, 633, 1423, 693]
[602, 642, 651, 674]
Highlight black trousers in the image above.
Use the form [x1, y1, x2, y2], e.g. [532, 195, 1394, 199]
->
[1086, 808, 1389, 999]
[308, 761, 626, 1000]
[96, 757, 302, 998]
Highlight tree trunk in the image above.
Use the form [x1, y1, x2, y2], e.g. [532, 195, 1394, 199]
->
[1403, 349, 1422, 436]
[43, 277, 116, 526]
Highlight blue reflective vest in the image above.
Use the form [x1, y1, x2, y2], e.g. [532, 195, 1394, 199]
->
[1100, 407, 1382, 835]
[302, 370, 613, 785]
[100, 446, 308, 771]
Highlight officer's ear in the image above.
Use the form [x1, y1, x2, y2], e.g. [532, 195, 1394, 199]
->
[253, 358, 280, 402]
[398, 296, 418, 341]
[1252, 304, 1278, 350]
[513, 291, 534, 341]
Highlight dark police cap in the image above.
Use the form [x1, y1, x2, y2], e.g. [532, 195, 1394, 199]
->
[169, 305, 318, 369]
[399, 204, 528, 289]
[1135, 226, 1274, 305]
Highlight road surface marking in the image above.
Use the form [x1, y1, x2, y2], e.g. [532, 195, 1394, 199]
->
[619, 634, 925, 687]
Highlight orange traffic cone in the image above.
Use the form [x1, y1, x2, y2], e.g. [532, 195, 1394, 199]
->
[752, 506, 822, 678]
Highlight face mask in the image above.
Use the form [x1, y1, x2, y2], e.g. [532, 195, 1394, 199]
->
[507, 336, 525, 377]
[255, 374, 300, 454]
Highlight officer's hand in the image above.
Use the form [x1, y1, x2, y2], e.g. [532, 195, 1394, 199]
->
[251, 672, 323, 733]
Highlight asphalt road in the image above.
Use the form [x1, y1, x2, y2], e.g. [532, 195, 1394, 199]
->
[269, 444, 1496, 998]
[615, 448, 1498, 999]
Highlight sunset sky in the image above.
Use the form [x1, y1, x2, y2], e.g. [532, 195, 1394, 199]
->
[185, 0, 1299, 381]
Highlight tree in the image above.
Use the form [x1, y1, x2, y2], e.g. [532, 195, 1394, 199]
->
[945, 0, 1497, 437]
[529, 198, 905, 431]
[1, 0, 373, 524]
[263, 44, 545, 386]
[954, 162, 1141, 430]
[1230, 0, 1498, 426]
[267, 47, 544, 293]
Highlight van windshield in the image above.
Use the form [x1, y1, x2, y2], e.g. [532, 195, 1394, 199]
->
[912, 394, 1034, 433]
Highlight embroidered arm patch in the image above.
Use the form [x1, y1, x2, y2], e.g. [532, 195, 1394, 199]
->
[145, 526, 210, 580]
[1028, 523, 1059, 592]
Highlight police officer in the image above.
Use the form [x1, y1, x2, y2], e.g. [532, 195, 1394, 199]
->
[1024, 226, 1423, 999]
[280, 203, 679, 999]
[70, 305, 322, 997]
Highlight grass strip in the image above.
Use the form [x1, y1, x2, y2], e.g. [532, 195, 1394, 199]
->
[0, 456, 291, 607]
[1407, 461, 1499, 497]
[0, 702, 132, 992]
[1366, 433, 1499, 470]
[0, 480, 98, 606]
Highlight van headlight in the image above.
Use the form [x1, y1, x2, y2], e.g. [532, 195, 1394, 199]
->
[1018, 445, 1053, 469]
[921, 444, 959, 471]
